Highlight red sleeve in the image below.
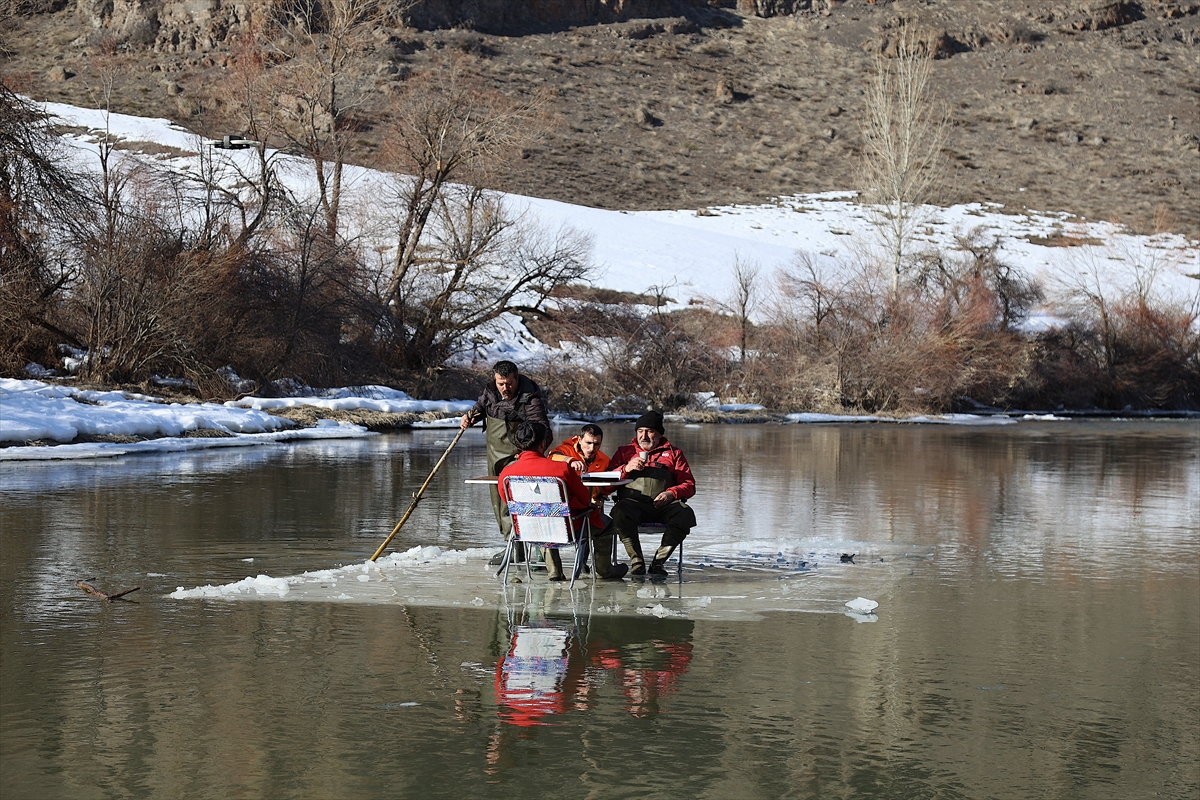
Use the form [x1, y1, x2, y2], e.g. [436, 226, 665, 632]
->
[612, 444, 635, 474]
[498, 464, 513, 503]
[560, 462, 592, 512]
[666, 448, 696, 501]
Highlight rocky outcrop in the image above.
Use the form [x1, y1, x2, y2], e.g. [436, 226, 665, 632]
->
[736, 0, 816, 17]
[74, 0, 717, 46]
[75, 0, 260, 50]
[403, 0, 708, 32]
[1071, 1, 1145, 30]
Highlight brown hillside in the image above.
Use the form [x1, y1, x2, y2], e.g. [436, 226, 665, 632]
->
[3, 0, 1198, 237]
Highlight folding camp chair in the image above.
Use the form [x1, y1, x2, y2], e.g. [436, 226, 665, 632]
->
[637, 522, 684, 582]
[498, 476, 593, 589]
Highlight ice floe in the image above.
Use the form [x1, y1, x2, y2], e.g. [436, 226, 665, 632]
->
[167, 542, 928, 622]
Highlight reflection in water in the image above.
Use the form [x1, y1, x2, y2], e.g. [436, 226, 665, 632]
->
[491, 592, 694, 729]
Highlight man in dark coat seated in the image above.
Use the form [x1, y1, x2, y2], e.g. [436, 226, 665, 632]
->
[610, 411, 696, 576]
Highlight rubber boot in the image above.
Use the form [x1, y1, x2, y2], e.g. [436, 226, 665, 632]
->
[649, 544, 676, 576]
[545, 548, 566, 582]
[620, 534, 646, 575]
[593, 535, 628, 580]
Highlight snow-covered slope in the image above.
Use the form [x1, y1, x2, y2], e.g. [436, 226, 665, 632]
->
[40, 101, 1198, 320]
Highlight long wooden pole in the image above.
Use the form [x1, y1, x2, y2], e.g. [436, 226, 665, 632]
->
[370, 426, 467, 562]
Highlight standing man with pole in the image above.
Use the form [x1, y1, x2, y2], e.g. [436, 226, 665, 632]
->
[460, 361, 551, 553]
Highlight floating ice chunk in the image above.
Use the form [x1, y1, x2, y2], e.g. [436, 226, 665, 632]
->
[845, 596, 879, 613]
[471, 597, 485, 606]
[844, 612, 878, 623]
[356, 574, 370, 582]
[638, 603, 683, 618]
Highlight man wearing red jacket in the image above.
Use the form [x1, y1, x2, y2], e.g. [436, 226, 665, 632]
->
[550, 423, 611, 501]
[610, 410, 696, 576]
[498, 422, 628, 581]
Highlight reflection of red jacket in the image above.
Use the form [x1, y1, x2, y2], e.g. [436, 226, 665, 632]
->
[611, 436, 696, 502]
[589, 640, 694, 718]
[494, 626, 586, 727]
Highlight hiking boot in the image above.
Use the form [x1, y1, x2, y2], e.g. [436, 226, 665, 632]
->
[602, 563, 629, 581]
[619, 534, 645, 575]
[545, 549, 566, 581]
[649, 544, 675, 576]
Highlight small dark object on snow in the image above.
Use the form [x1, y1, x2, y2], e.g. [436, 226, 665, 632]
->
[213, 134, 260, 150]
[840, 553, 856, 563]
[76, 579, 141, 601]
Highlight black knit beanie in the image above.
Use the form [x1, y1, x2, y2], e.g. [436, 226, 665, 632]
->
[634, 410, 665, 433]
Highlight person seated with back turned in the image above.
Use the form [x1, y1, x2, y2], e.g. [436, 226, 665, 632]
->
[610, 410, 696, 576]
[498, 421, 629, 582]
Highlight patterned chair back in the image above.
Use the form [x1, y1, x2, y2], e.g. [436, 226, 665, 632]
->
[503, 476, 574, 545]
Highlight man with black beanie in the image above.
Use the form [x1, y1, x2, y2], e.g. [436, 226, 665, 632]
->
[609, 410, 697, 576]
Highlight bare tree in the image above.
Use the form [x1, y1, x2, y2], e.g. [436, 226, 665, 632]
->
[725, 257, 760, 367]
[380, 62, 543, 314]
[378, 185, 593, 370]
[226, 0, 415, 238]
[0, 85, 91, 372]
[858, 23, 948, 293]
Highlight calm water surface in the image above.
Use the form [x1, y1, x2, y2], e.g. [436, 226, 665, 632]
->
[2, 422, 1197, 799]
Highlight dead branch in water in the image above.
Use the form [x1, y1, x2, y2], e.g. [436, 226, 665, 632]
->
[76, 580, 141, 602]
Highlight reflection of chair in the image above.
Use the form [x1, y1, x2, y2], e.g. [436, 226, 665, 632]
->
[637, 523, 684, 581]
[498, 476, 593, 588]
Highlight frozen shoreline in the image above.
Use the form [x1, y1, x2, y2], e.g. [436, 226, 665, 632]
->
[4, 378, 1197, 462]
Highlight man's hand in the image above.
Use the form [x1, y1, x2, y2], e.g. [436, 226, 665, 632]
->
[459, 413, 473, 430]
[626, 453, 646, 473]
[653, 491, 673, 509]
[569, 459, 585, 473]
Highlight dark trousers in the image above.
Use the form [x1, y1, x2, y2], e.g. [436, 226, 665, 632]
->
[611, 497, 696, 548]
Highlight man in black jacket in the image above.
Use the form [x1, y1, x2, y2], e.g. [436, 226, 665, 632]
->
[460, 361, 551, 540]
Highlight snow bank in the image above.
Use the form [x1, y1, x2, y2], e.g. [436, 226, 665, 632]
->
[0, 379, 294, 442]
[786, 411, 1017, 425]
[227, 385, 474, 415]
[0, 379, 375, 460]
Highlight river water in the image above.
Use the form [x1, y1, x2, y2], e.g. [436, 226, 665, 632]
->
[1, 421, 1197, 799]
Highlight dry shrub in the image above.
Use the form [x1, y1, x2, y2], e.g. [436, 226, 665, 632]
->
[1018, 298, 1199, 410]
[528, 296, 727, 412]
[745, 242, 1038, 413]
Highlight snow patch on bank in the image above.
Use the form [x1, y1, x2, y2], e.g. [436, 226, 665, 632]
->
[226, 385, 474, 415]
[0, 378, 373, 460]
[786, 412, 1017, 425]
